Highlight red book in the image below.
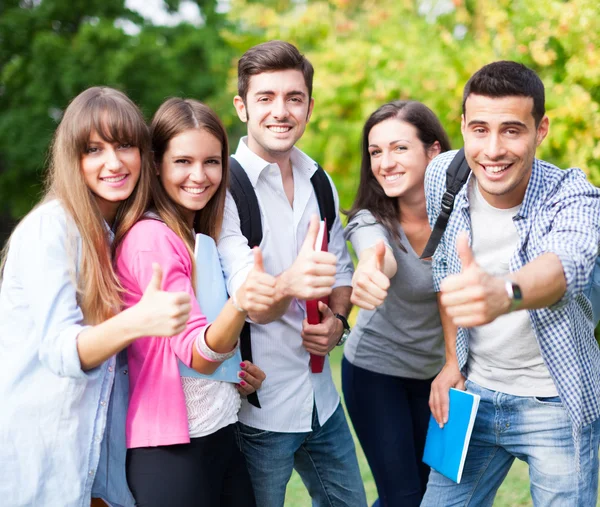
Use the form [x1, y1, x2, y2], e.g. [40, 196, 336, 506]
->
[306, 219, 328, 373]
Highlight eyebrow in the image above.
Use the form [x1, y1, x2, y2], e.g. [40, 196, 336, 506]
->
[467, 120, 528, 129]
[368, 139, 412, 148]
[253, 90, 307, 98]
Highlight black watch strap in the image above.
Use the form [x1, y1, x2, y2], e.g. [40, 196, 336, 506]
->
[334, 313, 350, 331]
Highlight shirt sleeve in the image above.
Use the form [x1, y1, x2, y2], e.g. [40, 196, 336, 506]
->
[344, 209, 392, 256]
[16, 209, 92, 379]
[326, 173, 353, 288]
[217, 191, 254, 299]
[124, 223, 208, 367]
[540, 169, 600, 309]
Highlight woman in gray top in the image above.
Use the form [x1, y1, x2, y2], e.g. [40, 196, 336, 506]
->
[342, 100, 451, 507]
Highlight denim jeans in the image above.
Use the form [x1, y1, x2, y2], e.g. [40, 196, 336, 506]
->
[342, 357, 432, 507]
[235, 402, 367, 507]
[421, 379, 600, 507]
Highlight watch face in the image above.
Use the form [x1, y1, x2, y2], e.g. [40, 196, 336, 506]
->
[512, 283, 523, 301]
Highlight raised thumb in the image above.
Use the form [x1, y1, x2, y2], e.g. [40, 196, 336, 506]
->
[456, 232, 475, 270]
[373, 240, 386, 271]
[146, 263, 163, 293]
[300, 214, 321, 253]
[253, 247, 265, 273]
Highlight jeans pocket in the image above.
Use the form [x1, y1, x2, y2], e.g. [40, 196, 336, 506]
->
[532, 395, 562, 406]
[237, 422, 271, 439]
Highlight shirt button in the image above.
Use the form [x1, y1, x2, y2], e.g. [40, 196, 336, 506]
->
[95, 436, 102, 443]
[123, 369, 128, 375]
[100, 401, 107, 407]
[89, 470, 94, 476]
[108, 366, 114, 372]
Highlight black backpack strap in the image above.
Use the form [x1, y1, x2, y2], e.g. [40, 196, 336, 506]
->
[420, 148, 471, 259]
[229, 156, 262, 249]
[227, 155, 261, 408]
[310, 164, 336, 242]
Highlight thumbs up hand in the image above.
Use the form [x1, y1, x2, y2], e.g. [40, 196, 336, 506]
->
[133, 263, 192, 337]
[439, 232, 512, 327]
[279, 215, 338, 300]
[350, 240, 391, 310]
[235, 247, 277, 314]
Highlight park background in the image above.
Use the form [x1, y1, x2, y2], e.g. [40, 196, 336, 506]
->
[1, 0, 599, 504]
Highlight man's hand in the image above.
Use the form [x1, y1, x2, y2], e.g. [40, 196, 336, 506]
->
[235, 247, 277, 314]
[440, 233, 511, 327]
[279, 215, 337, 301]
[351, 240, 390, 310]
[301, 301, 342, 356]
[429, 361, 466, 428]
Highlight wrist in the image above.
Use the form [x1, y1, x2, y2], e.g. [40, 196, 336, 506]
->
[114, 307, 143, 345]
[231, 290, 248, 314]
[334, 313, 351, 346]
[503, 278, 523, 313]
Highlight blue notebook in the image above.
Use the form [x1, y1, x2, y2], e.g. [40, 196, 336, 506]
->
[422, 388, 480, 484]
[177, 233, 242, 383]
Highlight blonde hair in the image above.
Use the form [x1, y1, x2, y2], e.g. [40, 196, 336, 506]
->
[1, 87, 153, 325]
[148, 98, 229, 287]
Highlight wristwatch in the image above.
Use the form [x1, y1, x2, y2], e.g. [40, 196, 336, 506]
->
[504, 279, 523, 313]
[334, 313, 351, 346]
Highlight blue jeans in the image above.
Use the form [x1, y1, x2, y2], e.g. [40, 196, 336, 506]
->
[235, 402, 367, 507]
[421, 379, 600, 507]
[342, 357, 432, 507]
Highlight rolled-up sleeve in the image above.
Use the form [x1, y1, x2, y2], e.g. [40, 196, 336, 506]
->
[17, 211, 91, 379]
[326, 174, 353, 288]
[541, 170, 600, 309]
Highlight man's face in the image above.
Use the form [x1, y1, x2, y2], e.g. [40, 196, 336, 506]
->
[234, 69, 314, 162]
[462, 94, 549, 209]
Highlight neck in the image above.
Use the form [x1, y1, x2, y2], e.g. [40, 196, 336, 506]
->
[246, 138, 293, 178]
[397, 190, 428, 224]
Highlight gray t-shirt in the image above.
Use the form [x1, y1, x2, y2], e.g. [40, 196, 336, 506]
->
[344, 210, 445, 379]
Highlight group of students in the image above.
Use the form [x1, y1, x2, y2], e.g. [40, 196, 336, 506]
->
[1, 39, 600, 507]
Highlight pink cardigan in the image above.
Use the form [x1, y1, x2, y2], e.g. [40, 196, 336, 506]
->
[115, 219, 208, 448]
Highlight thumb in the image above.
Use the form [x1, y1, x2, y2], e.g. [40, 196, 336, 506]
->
[373, 240, 386, 271]
[300, 215, 321, 253]
[318, 300, 333, 317]
[456, 232, 475, 270]
[146, 263, 163, 293]
[253, 247, 265, 273]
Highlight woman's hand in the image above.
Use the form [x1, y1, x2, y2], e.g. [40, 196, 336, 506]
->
[236, 361, 266, 396]
[126, 263, 192, 338]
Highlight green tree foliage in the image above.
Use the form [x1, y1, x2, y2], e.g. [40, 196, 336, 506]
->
[221, 0, 600, 208]
[0, 0, 232, 217]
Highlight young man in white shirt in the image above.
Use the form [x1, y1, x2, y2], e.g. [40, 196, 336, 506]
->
[217, 40, 366, 507]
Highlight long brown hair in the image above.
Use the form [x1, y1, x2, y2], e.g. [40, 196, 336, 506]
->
[1, 87, 152, 324]
[347, 100, 451, 249]
[149, 98, 229, 275]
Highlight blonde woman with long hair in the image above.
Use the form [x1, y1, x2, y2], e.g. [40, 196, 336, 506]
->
[115, 98, 272, 506]
[0, 87, 191, 506]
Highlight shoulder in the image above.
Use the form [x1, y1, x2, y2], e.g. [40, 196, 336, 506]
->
[12, 200, 74, 245]
[118, 219, 189, 259]
[537, 159, 600, 202]
[426, 150, 458, 187]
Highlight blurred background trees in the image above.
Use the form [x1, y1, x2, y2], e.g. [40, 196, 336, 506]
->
[1, 0, 599, 231]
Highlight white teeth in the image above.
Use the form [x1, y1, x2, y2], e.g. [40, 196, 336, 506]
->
[384, 174, 402, 182]
[268, 126, 291, 133]
[102, 175, 127, 182]
[182, 187, 206, 195]
[485, 165, 509, 174]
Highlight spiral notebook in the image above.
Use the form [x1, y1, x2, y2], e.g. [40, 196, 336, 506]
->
[177, 233, 242, 383]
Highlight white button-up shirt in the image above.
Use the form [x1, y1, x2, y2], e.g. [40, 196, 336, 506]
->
[218, 138, 353, 432]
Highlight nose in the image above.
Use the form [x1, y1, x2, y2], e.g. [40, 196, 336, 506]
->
[483, 132, 507, 160]
[104, 147, 123, 172]
[379, 150, 395, 171]
[189, 163, 207, 183]
[271, 97, 289, 120]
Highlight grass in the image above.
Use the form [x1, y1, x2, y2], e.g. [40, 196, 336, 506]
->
[283, 347, 538, 506]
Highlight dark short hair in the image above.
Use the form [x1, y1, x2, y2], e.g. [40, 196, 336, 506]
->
[237, 40, 314, 101]
[462, 61, 545, 126]
[348, 100, 451, 249]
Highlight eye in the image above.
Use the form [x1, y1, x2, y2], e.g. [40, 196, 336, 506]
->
[119, 143, 132, 150]
[505, 128, 519, 136]
[175, 159, 190, 164]
[258, 97, 270, 102]
[85, 147, 99, 154]
[473, 127, 486, 134]
[394, 145, 407, 152]
[206, 158, 221, 165]
[289, 97, 302, 103]
[369, 149, 381, 157]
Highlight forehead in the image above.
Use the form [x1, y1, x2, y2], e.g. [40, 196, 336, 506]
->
[369, 118, 419, 143]
[167, 128, 222, 155]
[464, 94, 536, 125]
[246, 69, 309, 95]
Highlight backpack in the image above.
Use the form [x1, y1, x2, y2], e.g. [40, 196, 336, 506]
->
[228, 156, 337, 407]
[420, 149, 600, 326]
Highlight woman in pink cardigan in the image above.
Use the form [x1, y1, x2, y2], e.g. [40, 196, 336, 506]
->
[115, 98, 273, 507]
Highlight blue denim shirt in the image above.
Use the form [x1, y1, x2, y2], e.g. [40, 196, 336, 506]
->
[0, 201, 133, 506]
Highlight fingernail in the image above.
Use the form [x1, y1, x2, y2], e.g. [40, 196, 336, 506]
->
[240, 362, 246, 368]
[239, 371, 246, 378]
[439, 423, 444, 429]
[240, 380, 247, 386]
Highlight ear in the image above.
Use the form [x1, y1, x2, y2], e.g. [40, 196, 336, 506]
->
[306, 97, 315, 122]
[535, 115, 549, 147]
[460, 113, 466, 138]
[233, 96, 247, 123]
[427, 140, 442, 162]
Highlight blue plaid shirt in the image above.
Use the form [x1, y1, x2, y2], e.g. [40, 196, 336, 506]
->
[425, 150, 600, 431]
